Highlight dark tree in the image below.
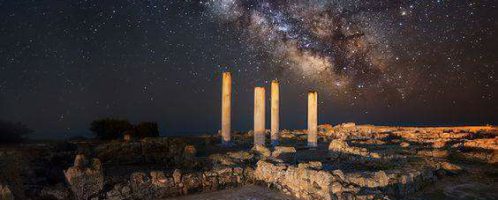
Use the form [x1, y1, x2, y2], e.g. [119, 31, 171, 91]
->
[90, 118, 132, 140]
[0, 119, 33, 144]
[134, 122, 159, 138]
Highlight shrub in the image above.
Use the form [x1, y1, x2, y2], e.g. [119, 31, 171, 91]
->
[90, 118, 132, 140]
[0, 120, 32, 144]
[134, 122, 159, 138]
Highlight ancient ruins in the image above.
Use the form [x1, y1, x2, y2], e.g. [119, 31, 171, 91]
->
[0, 72, 496, 200]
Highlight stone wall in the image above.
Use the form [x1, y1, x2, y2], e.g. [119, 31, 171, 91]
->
[254, 160, 438, 200]
[106, 167, 253, 199]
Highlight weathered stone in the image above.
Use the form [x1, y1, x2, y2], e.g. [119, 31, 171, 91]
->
[0, 185, 13, 200]
[106, 183, 132, 200]
[151, 171, 168, 187]
[298, 161, 323, 170]
[400, 142, 410, 148]
[328, 140, 380, 159]
[432, 140, 446, 148]
[64, 156, 104, 200]
[440, 162, 462, 173]
[417, 150, 448, 158]
[209, 154, 236, 167]
[329, 140, 349, 151]
[462, 137, 498, 150]
[173, 169, 182, 185]
[252, 145, 271, 158]
[344, 171, 389, 188]
[181, 173, 202, 194]
[272, 146, 296, 162]
[40, 184, 71, 200]
[254, 160, 288, 183]
[73, 154, 87, 168]
[227, 151, 255, 161]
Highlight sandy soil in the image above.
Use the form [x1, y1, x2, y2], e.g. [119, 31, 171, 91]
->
[166, 185, 295, 200]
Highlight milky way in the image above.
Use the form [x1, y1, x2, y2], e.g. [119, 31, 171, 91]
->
[205, 0, 403, 94]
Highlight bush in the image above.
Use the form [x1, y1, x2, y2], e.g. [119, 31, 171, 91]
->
[134, 122, 159, 138]
[90, 118, 132, 140]
[0, 120, 32, 144]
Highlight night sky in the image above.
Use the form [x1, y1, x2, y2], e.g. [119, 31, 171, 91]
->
[0, 0, 496, 139]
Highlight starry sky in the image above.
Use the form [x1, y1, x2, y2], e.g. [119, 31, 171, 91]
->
[0, 0, 496, 139]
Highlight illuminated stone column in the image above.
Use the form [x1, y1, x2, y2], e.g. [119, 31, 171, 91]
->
[254, 87, 266, 146]
[271, 80, 279, 146]
[221, 72, 231, 145]
[307, 91, 318, 147]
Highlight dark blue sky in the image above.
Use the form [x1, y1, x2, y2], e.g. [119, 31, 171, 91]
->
[0, 0, 496, 139]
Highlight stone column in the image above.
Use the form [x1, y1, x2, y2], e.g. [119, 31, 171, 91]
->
[221, 72, 231, 145]
[271, 80, 279, 146]
[307, 91, 318, 147]
[254, 87, 266, 146]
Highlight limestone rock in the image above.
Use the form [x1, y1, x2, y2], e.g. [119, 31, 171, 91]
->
[106, 184, 132, 200]
[298, 161, 323, 170]
[151, 171, 168, 187]
[40, 184, 71, 200]
[417, 150, 448, 158]
[328, 140, 380, 159]
[64, 155, 104, 200]
[252, 145, 271, 158]
[462, 137, 498, 150]
[272, 146, 296, 162]
[344, 171, 389, 188]
[337, 122, 356, 128]
[254, 160, 288, 183]
[440, 162, 462, 173]
[329, 140, 349, 151]
[400, 142, 410, 148]
[209, 154, 236, 167]
[173, 169, 182, 184]
[432, 140, 446, 148]
[0, 185, 14, 200]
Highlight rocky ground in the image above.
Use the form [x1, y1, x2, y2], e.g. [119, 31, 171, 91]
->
[0, 124, 497, 200]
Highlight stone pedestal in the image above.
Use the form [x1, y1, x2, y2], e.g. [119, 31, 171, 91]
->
[271, 80, 279, 146]
[221, 72, 231, 145]
[254, 87, 266, 146]
[307, 91, 318, 147]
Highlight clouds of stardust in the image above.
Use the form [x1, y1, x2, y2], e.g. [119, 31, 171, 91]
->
[204, 0, 406, 94]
